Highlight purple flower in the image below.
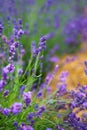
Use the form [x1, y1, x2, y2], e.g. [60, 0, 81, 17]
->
[82, 103, 87, 109]
[40, 35, 48, 42]
[54, 64, 59, 73]
[11, 102, 22, 114]
[0, 80, 5, 91]
[3, 90, 9, 96]
[46, 128, 52, 130]
[18, 18, 22, 25]
[2, 70, 8, 81]
[18, 68, 23, 75]
[36, 90, 43, 98]
[20, 124, 34, 130]
[17, 29, 24, 39]
[13, 41, 19, 48]
[2, 35, 7, 43]
[20, 49, 25, 56]
[3, 64, 15, 74]
[23, 91, 32, 106]
[59, 71, 68, 83]
[10, 44, 16, 55]
[13, 121, 18, 128]
[20, 85, 26, 95]
[36, 106, 45, 117]
[31, 41, 36, 55]
[3, 108, 10, 116]
[57, 84, 67, 96]
[56, 125, 64, 130]
[26, 112, 35, 121]
[49, 56, 59, 63]
[45, 73, 53, 84]
[2, 67, 9, 75]
[34, 104, 39, 111]
[46, 86, 51, 93]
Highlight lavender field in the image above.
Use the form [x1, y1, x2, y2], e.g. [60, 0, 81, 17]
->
[0, 0, 87, 130]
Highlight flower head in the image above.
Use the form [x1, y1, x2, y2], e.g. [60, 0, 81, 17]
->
[23, 91, 32, 106]
[11, 102, 22, 114]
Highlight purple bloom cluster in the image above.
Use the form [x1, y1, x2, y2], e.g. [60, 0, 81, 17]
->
[20, 124, 34, 130]
[3, 108, 10, 116]
[36, 106, 45, 118]
[0, 18, 26, 94]
[23, 91, 32, 106]
[0, 23, 49, 129]
[31, 35, 48, 57]
[0, 80, 6, 91]
[10, 102, 22, 115]
[64, 17, 81, 46]
[67, 86, 87, 129]
[3, 90, 9, 97]
[64, 15, 87, 48]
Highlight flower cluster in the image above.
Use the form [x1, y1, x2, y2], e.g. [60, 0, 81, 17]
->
[68, 85, 87, 129]
[0, 19, 55, 130]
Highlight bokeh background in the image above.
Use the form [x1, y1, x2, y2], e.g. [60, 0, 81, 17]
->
[0, 0, 87, 73]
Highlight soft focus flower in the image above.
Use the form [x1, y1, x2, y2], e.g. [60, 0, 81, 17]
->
[13, 121, 18, 128]
[3, 108, 10, 116]
[20, 85, 26, 95]
[0, 80, 5, 91]
[3, 64, 15, 74]
[56, 125, 64, 130]
[20, 124, 34, 130]
[49, 56, 59, 63]
[36, 90, 43, 98]
[59, 71, 68, 83]
[18, 68, 23, 75]
[23, 91, 32, 106]
[36, 106, 45, 117]
[26, 112, 35, 121]
[46, 128, 52, 130]
[3, 90, 9, 97]
[11, 102, 22, 114]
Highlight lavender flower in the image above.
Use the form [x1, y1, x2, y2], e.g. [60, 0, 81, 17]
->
[23, 91, 32, 106]
[0, 80, 5, 91]
[18, 68, 23, 75]
[26, 112, 35, 121]
[3, 63, 15, 74]
[46, 128, 52, 130]
[36, 106, 45, 117]
[13, 121, 18, 128]
[59, 71, 68, 83]
[11, 102, 22, 114]
[3, 108, 10, 116]
[18, 29, 24, 38]
[56, 125, 64, 130]
[20, 124, 34, 130]
[3, 90, 9, 97]
[57, 84, 67, 96]
[36, 90, 43, 98]
[20, 85, 26, 95]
